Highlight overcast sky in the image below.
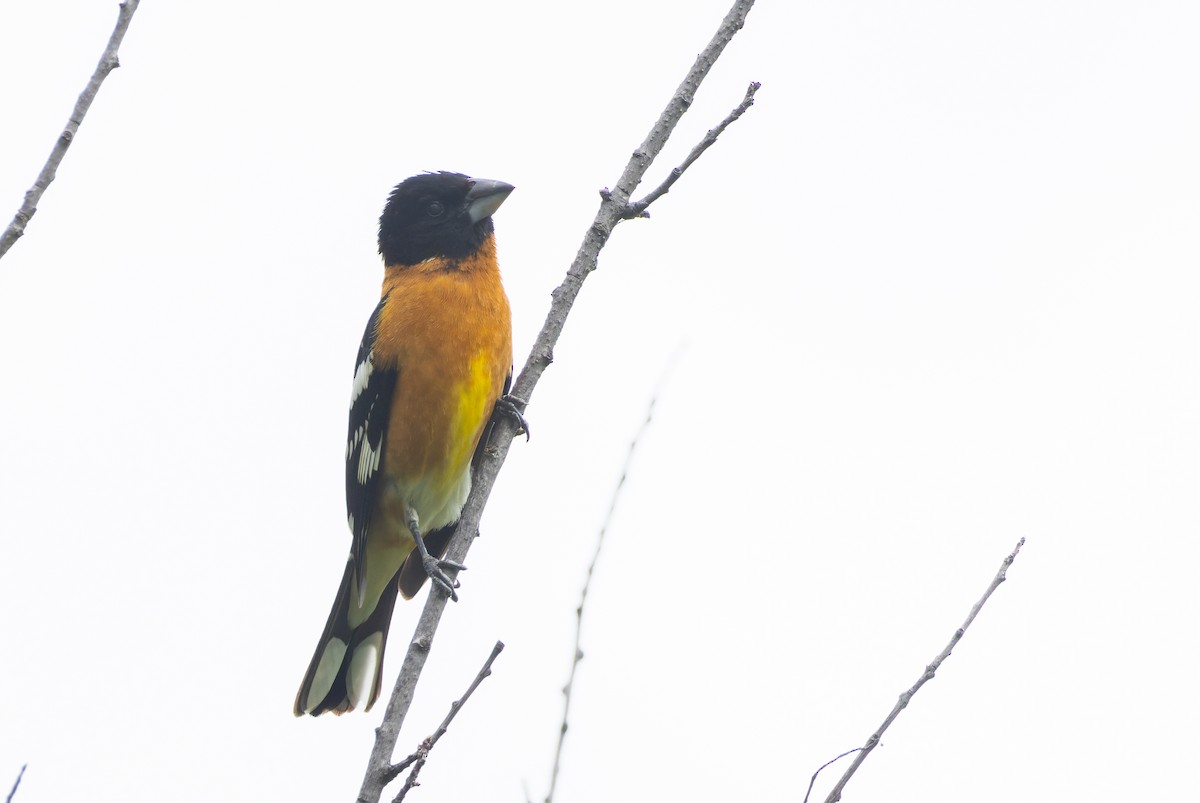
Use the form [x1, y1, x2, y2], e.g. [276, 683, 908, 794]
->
[1, 1, 1197, 801]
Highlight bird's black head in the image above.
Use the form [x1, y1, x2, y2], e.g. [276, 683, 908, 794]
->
[378, 171, 514, 266]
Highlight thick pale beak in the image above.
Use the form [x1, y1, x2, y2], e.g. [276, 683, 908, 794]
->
[465, 177, 515, 223]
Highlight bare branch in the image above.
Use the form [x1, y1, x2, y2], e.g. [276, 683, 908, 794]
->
[384, 642, 505, 803]
[821, 538, 1027, 803]
[544, 381, 665, 803]
[356, 2, 758, 800]
[623, 81, 761, 219]
[429, 640, 504, 751]
[6, 764, 26, 803]
[0, 0, 142, 262]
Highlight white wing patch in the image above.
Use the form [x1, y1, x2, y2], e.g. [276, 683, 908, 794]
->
[350, 351, 375, 404]
[347, 424, 364, 460]
[348, 349, 380, 479]
[357, 427, 383, 484]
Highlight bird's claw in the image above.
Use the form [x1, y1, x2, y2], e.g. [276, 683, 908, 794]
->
[422, 555, 465, 601]
[496, 394, 530, 441]
[406, 504, 467, 601]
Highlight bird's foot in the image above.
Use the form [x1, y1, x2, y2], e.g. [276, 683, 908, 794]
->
[420, 554, 465, 601]
[495, 394, 530, 441]
[405, 505, 465, 601]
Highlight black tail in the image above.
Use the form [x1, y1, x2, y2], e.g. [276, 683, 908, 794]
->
[294, 559, 401, 716]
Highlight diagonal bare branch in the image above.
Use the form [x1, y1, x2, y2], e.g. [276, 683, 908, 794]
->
[821, 538, 1027, 803]
[355, 1, 759, 800]
[385, 642, 505, 803]
[0, 0, 142, 262]
[6, 764, 26, 803]
[623, 81, 761, 219]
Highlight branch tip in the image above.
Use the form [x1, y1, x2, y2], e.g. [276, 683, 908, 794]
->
[1, 0, 142, 261]
[819, 541, 1026, 803]
[626, 75, 762, 217]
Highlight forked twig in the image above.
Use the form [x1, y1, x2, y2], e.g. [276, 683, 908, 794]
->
[624, 81, 761, 218]
[384, 642, 505, 802]
[802, 750, 859, 803]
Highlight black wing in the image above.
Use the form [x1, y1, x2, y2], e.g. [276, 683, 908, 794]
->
[346, 295, 399, 602]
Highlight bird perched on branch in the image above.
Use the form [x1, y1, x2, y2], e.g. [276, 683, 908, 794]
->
[295, 172, 523, 716]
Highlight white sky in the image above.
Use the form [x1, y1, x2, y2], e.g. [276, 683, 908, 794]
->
[1, 1, 1197, 801]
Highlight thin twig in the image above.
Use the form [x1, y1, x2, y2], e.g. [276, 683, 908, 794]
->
[0, 0, 141, 262]
[385, 642, 505, 803]
[802, 750, 859, 803]
[355, 1, 759, 800]
[6, 764, 26, 803]
[821, 538, 1027, 803]
[544, 378, 668, 803]
[389, 740, 429, 803]
[624, 81, 761, 219]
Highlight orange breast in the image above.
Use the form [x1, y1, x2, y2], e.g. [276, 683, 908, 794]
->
[372, 235, 512, 504]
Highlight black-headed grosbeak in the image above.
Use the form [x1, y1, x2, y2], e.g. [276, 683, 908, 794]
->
[295, 172, 517, 717]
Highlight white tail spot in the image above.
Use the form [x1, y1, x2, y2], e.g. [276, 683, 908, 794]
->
[303, 637, 348, 714]
[347, 633, 383, 711]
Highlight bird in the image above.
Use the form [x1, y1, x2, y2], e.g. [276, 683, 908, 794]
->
[295, 171, 522, 717]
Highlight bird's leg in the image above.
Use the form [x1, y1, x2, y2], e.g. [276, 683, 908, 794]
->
[494, 394, 531, 441]
[404, 505, 466, 602]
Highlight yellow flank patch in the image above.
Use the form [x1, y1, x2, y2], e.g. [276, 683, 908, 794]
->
[450, 352, 495, 473]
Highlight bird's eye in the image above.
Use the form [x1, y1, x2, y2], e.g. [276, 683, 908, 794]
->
[426, 201, 445, 217]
